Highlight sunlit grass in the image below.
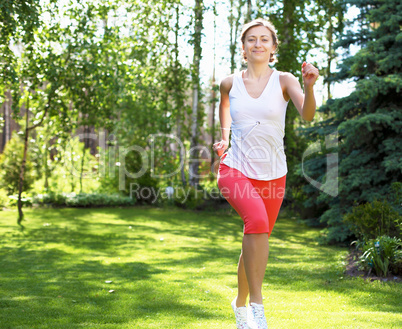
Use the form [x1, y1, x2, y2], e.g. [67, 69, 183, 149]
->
[0, 206, 401, 328]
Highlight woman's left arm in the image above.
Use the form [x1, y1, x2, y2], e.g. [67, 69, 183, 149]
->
[281, 62, 319, 122]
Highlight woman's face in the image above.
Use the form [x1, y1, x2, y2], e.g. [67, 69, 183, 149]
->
[243, 25, 276, 63]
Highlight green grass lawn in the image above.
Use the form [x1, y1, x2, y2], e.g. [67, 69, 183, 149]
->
[0, 206, 401, 328]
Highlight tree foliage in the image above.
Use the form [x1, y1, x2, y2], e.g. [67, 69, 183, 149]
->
[255, 0, 346, 209]
[3, 0, 394, 239]
[0, 0, 41, 103]
[299, 0, 402, 243]
[0, 133, 35, 195]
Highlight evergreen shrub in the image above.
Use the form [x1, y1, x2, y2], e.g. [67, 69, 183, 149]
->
[344, 199, 401, 240]
[171, 184, 227, 211]
[173, 186, 205, 210]
[33, 192, 135, 207]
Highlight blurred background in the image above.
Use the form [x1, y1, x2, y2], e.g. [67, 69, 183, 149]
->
[0, 0, 400, 246]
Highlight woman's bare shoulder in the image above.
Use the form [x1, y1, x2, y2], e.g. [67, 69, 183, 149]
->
[220, 74, 235, 94]
[278, 71, 297, 81]
[278, 71, 299, 89]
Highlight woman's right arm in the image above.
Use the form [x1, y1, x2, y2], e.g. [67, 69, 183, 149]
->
[213, 76, 233, 157]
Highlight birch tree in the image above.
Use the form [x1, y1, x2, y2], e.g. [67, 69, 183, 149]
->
[189, 0, 204, 187]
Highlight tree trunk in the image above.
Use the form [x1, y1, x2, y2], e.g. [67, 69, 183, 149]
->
[1, 90, 11, 152]
[174, 4, 187, 187]
[189, 0, 203, 187]
[16, 86, 51, 225]
[246, 0, 252, 22]
[229, 0, 245, 73]
[70, 161, 76, 192]
[210, 70, 216, 177]
[177, 115, 186, 187]
[44, 140, 49, 191]
[210, 1, 217, 176]
[326, 20, 334, 100]
[17, 98, 30, 227]
[189, 87, 199, 186]
[229, 0, 235, 73]
[79, 125, 88, 193]
[1, 102, 6, 152]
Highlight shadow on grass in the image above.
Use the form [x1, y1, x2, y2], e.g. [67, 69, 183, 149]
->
[0, 206, 243, 327]
[23, 206, 244, 244]
[1, 206, 401, 328]
[266, 217, 402, 315]
[0, 245, 219, 328]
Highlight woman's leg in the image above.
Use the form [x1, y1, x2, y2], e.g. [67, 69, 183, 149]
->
[240, 175, 285, 305]
[217, 164, 274, 306]
[240, 176, 285, 305]
[242, 233, 269, 305]
[236, 251, 249, 307]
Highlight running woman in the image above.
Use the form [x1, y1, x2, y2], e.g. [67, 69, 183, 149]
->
[213, 18, 319, 329]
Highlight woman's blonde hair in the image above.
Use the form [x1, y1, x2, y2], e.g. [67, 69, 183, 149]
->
[240, 18, 279, 63]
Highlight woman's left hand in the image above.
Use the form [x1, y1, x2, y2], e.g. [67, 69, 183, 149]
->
[302, 62, 319, 89]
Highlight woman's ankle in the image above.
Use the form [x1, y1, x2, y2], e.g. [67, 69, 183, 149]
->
[236, 296, 247, 308]
[249, 295, 263, 305]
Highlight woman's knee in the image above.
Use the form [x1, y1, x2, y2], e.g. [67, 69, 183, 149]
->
[244, 215, 269, 234]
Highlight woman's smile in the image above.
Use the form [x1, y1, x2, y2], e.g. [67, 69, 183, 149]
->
[243, 26, 276, 62]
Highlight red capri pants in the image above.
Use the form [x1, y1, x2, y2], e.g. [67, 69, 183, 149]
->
[217, 160, 286, 236]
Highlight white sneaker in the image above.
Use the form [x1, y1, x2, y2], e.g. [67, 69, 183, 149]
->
[247, 303, 267, 329]
[231, 298, 249, 329]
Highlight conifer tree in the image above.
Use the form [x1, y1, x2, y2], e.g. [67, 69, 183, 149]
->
[300, 0, 402, 243]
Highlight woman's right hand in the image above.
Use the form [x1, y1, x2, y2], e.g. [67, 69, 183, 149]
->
[213, 140, 229, 157]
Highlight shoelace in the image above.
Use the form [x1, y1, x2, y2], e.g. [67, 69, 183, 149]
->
[236, 308, 248, 321]
[249, 303, 267, 328]
[250, 303, 265, 319]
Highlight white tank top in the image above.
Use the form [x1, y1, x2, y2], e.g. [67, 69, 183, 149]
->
[221, 68, 289, 180]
